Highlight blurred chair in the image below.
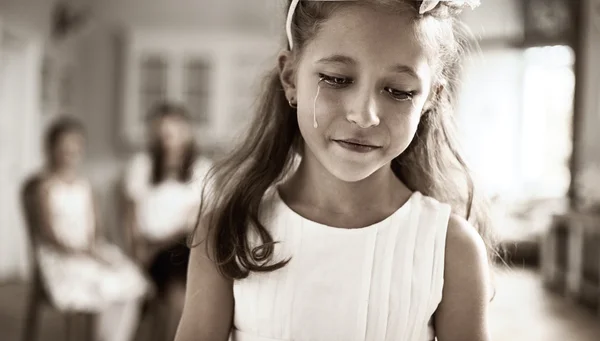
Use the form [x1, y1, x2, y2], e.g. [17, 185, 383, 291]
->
[20, 174, 95, 341]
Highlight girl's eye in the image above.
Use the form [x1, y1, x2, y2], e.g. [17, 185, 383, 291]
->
[384, 87, 415, 102]
[318, 73, 353, 88]
[317, 73, 415, 102]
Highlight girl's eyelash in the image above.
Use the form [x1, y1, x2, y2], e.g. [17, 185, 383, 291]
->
[318, 73, 353, 87]
[318, 73, 416, 102]
[384, 88, 416, 102]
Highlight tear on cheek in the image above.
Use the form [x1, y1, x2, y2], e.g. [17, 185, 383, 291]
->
[313, 80, 324, 129]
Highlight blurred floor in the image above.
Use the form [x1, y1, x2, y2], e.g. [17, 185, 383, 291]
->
[490, 267, 600, 341]
[0, 267, 599, 341]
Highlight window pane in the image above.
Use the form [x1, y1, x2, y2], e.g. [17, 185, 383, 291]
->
[184, 59, 211, 124]
[140, 55, 167, 94]
[521, 45, 574, 198]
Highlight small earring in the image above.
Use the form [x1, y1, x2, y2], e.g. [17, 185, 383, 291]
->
[288, 98, 297, 108]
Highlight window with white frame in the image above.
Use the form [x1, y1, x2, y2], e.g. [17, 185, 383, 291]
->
[119, 30, 278, 153]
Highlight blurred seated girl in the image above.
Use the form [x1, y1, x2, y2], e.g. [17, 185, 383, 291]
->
[36, 116, 151, 341]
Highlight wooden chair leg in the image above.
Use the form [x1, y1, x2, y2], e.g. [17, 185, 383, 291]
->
[84, 313, 95, 341]
[21, 289, 41, 341]
[65, 313, 76, 341]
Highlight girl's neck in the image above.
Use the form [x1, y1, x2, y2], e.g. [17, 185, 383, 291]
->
[281, 155, 411, 216]
[49, 167, 79, 183]
[164, 148, 186, 167]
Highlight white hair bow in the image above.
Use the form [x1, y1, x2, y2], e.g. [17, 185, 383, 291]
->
[419, 0, 481, 14]
[286, 0, 301, 50]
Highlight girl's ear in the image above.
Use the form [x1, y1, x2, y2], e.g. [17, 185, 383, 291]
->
[278, 50, 297, 102]
[422, 82, 444, 116]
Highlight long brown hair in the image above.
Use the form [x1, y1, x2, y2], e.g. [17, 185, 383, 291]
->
[146, 101, 198, 185]
[196, 0, 498, 280]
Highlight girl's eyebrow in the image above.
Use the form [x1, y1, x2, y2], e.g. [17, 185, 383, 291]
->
[388, 64, 420, 80]
[316, 54, 420, 80]
[316, 54, 356, 66]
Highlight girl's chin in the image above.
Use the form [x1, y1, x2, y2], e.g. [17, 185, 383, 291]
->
[322, 162, 383, 183]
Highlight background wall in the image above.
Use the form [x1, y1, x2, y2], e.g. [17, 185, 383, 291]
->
[576, 0, 600, 186]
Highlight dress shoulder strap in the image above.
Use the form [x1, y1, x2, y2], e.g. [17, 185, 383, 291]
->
[413, 193, 452, 318]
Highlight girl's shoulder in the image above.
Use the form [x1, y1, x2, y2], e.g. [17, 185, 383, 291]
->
[192, 155, 213, 178]
[37, 173, 55, 198]
[417, 192, 453, 213]
[190, 156, 215, 195]
[126, 152, 152, 175]
[40, 172, 89, 186]
[39, 174, 93, 199]
[123, 152, 152, 199]
[416, 193, 454, 237]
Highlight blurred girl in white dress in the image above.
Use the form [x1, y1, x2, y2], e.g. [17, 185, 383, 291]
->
[36, 117, 151, 341]
[121, 102, 212, 339]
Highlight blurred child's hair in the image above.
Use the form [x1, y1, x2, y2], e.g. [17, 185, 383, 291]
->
[146, 100, 191, 122]
[44, 116, 85, 168]
[146, 101, 199, 185]
[196, 0, 498, 279]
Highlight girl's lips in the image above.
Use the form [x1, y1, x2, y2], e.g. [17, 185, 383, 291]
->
[333, 139, 382, 153]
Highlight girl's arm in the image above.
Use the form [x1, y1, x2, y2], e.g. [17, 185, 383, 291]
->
[86, 187, 114, 265]
[90, 187, 102, 249]
[121, 187, 141, 259]
[434, 214, 493, 341]
[121, 155, 149, 263]
[174, 218, 234, 341]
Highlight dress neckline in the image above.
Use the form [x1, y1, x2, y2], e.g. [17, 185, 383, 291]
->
[274, 187, 420, 233]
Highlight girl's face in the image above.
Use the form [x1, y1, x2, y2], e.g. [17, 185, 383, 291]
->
[281, 4, 435, 183]
[53, 131, 85, 170]
[152, 115, 191, 152]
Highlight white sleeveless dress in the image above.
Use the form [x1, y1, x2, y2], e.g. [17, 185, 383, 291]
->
[123, 152, 212, 242]
[37, 178, 151, 311]
[231, 190, 451, 341]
